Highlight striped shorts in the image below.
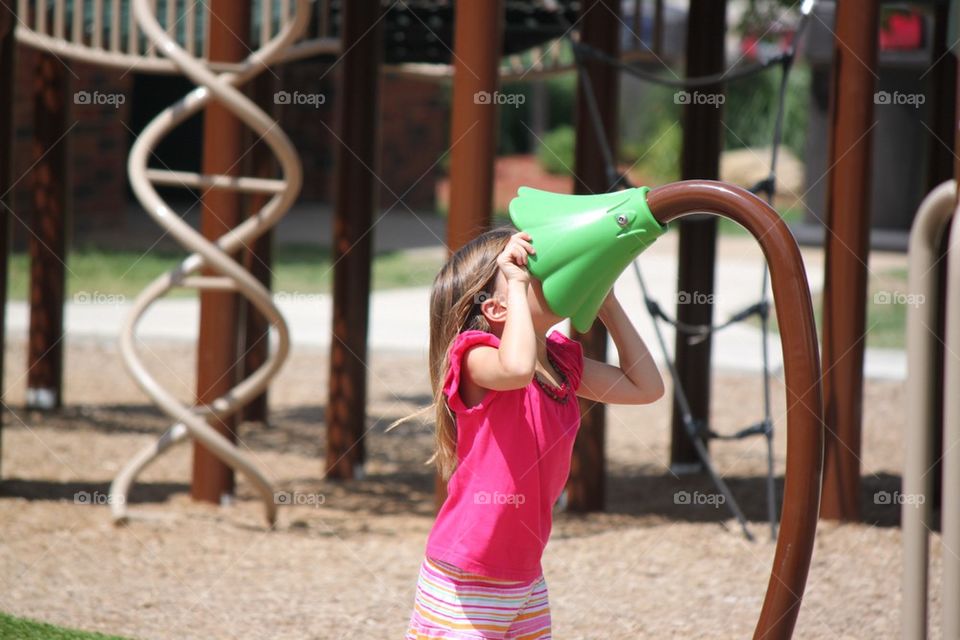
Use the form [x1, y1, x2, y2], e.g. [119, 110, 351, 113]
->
[405, 556, 551, 639]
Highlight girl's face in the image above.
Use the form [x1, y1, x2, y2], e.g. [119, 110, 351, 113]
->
[526, 277, 563, 330]
[491, 270, 563, 332]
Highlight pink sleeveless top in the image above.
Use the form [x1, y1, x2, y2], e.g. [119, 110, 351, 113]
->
[425, 329, 584, 581]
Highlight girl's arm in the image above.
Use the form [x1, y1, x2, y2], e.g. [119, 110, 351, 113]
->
[462, 233, 538, 396]
[577, 290, 665, 404]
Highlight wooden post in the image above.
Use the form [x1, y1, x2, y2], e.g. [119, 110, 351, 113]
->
[925, 1, 956, 191]
[325, 0, 384, 480]
[241, 72, 277, 425]
[27, 52, 70, 411]
[566, 0, 621, 512]
[192, 0, 251, 504]
[669, 0, 726, 471]
[433, 0, 504, 505]
[819, 0, 879, 521]
[445, 0, 503, 250]
[0, 1, 16, 474]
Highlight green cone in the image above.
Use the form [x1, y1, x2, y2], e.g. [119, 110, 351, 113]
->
[508, 186, 667, 332]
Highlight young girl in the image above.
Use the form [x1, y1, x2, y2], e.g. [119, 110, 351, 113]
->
[406, 227, 664, 639]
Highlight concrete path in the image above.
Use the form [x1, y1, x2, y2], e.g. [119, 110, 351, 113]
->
[4, 235, 906, 380]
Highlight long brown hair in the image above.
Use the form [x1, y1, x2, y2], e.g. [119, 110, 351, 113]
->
[428, 226, 514, 479]
[430, 226, 516, 479]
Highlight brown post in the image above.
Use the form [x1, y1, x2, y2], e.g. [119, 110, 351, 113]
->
[433, 0, 504, 505]
[669, 0, 726, 470]
[0, 1, 16, 474]
[445, 0, 503, 250]
[819, 0, 879, 521]
[27, 52, 70, 411]
[192, 0, 251, 504]
[567, 0, 621, 512]
[325, 0, 384, 480]
[925, 1, 956, 190]
[241, 72, 277, 425]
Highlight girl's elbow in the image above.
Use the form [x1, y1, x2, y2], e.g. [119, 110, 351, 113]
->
[633, 378, 665, 404]
[647, 379, 666, 403]
[499, 357, 536, 388]
[510, 368, 536, 389]
[498, 363, 535, 390]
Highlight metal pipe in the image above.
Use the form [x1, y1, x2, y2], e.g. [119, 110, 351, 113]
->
[902, 180, 955, 640]
[113, 0, 311, 525]
[92, 0, 102, 48]
[110, 0, 120, 51]
[647, 180, 823, 640]
[943, 200, 960, 639]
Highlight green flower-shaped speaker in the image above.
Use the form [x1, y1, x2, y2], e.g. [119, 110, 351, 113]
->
[508, 186, 667, 332]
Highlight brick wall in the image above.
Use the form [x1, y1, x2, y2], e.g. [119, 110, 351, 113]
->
[12, 45, 132, 241]
[377, 73, 448, 210]
[276, 64, 449, 210]
[9, 50, 448, 247]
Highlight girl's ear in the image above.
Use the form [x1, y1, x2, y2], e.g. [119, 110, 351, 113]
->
[480, 291, 508, 324]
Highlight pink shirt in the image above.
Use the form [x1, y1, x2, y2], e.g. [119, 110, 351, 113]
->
[425, 329, 584, 581]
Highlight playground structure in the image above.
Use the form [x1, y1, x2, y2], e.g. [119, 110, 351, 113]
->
[1, 1, 959, 638]
[112, 0, 315, 524]
[7, 0, 338, 524]
[902, 179, 960, 639]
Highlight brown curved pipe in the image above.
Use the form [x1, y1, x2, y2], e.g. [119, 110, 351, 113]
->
[647, 181, 824, 640]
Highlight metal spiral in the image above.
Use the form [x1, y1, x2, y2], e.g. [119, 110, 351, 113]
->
[109, 0, 312, 526]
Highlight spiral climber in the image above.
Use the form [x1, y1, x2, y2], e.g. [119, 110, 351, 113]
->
[107, 0, 314, 526]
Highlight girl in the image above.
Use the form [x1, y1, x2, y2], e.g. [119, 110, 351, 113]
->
[406, 227, 664, 639]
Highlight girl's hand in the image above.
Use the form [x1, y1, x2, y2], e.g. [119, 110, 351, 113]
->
[497, 231, 535, 284]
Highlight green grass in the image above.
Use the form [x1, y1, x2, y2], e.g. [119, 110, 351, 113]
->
[5, 244, 443, 301]
[0, 612, 131, 639]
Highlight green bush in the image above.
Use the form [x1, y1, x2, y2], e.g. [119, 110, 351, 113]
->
[497, 81, 533, 155]
[536, 125, 576, 175]
[722, 63, 810, 156]
[618, 63, 811, 184]
[620, 83, 684, 183]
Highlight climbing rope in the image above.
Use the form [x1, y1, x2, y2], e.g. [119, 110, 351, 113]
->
[554, 0, 816, 540]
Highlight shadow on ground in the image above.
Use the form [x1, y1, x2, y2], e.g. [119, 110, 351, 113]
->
[1, 403, 916, 534]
